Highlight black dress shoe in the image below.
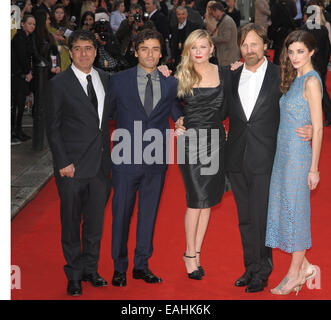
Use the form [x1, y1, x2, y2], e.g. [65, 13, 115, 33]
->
[245, 278, 268, 293]
[67, 280, 82, 296]
[112, 271, 127, 287]
[132, 268, 162, 283]
[235, 272, 252, 287]
[15, 131, 31, 142]
[82, 272, 108, 287]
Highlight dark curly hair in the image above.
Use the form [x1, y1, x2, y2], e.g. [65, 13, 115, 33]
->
[280, 30, 317, 94]
[134, 28, 164, 52]
[68, 29, 98, 50]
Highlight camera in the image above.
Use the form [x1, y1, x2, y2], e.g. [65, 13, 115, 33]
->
[133, 9, 149, 23]
[133, 9, 142, 23]
[94, 19, 109, 42]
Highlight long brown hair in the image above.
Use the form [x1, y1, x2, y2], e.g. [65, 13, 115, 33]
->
[238, 23, 269, 54]
[279, 30, 317, 94]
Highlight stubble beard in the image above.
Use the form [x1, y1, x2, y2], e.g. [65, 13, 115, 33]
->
[244, 53, 263, 67]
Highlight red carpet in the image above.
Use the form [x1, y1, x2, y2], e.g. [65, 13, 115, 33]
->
[11, 72, 331, 301]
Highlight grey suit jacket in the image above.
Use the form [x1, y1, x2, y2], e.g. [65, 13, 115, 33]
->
[212, 14, 240, 67]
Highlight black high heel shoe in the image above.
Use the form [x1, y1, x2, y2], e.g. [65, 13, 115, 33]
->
[183, 253, 202, 280]
[196, 252, 205, 277]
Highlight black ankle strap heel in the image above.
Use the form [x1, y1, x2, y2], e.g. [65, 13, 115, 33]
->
[183, 253, 202, 280]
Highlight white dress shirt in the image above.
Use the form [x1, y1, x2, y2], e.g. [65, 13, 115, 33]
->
[238, 56, 268, 120]
[71, 63, 105, 128]
[149, 9, 158, 19]
[178, 19, 187, 30]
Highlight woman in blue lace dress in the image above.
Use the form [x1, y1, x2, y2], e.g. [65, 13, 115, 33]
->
[265, 30, 323, 295]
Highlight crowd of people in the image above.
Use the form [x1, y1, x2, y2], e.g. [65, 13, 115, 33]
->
[10, 0, 329, 298]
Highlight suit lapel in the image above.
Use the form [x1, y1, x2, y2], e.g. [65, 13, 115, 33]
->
[232, 67, 247, 122]
[66, 66, 99, 121]
[150, 70, 166, 116]
[95, 68, 109, 126]
[249, 61, 275, 120]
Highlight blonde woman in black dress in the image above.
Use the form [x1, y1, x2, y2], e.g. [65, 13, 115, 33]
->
[175, 29, 226, 280]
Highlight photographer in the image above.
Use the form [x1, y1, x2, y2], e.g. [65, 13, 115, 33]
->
[93, 12, 123, 73]
[116, 4, 155, 67]
[80, 10, 95, 31]
[49, 3, 72, 71]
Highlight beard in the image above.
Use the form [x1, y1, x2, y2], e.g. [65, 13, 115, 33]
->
[244, 53, 263, 67]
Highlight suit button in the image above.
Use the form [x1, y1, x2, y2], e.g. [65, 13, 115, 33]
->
[101, 147, 104, 152]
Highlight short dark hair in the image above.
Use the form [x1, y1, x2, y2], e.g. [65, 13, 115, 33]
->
[210, 2, 225, 12]
[114, 0, 124, 10]
[68, 29, 98, 50]
[134, 28, 164, 52]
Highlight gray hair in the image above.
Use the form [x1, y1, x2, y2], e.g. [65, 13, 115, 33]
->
[176, 6, 187, 13]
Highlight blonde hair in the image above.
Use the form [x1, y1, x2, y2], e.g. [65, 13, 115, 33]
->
[176, 29, 214, 97]
[81, 1, 96, 18]
[206, 0, 216, 13]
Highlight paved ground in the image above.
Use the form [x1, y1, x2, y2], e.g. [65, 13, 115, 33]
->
[11, 112, 53, 220]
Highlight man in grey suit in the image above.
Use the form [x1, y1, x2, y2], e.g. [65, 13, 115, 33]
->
[210, 2, 240, 66]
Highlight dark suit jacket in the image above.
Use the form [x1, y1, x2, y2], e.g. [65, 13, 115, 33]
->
[301, 24, 331, 78]
[149, 10, 170, 41]
[46, 66, 112, 179]
[223, 61, 282, 174]
[109, 66, 183, 173]
[170, 20, 201, 64]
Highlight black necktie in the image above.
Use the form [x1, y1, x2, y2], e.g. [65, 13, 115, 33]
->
[144, 73, 153, 116]
[86, 74, 98, 113]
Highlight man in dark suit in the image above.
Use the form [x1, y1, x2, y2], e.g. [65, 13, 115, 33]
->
[170, 6, 201, 67]
[183, 0, 205, 28]
[223, 23, 312, 293]
[145, 0, 169, 58]
[109, 29, 183, 287]
[46, 30, 112, 296]
[293, 0, 307, 27]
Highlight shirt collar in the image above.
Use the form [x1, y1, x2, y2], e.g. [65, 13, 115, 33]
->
[243, 56, 268, 75]
[149, 9, 158, 18]
[71, 63, 96, 81]
[178, 19, 187, 29]
[137, 64, 159, 80]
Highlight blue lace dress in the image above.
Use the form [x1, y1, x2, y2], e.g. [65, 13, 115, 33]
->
[265, 70, 322, 253]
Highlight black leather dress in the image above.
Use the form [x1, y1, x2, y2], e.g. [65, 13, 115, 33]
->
[178, 68, 226, 209]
